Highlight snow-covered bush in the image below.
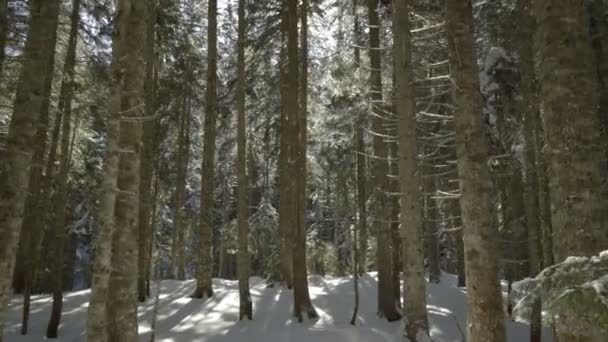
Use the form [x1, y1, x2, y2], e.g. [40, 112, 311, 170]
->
[512, 250, 608, 339]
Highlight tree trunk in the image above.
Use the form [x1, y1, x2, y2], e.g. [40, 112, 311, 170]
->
[589, 0, 608, 150]
[194, 0, 217, 299]
[534, 0, 608, 263]
[86, 0, 148, 340]
[514, 2, 542, 340]
[290, 0, 317, 322]
[277, 1, 294, 289]
[367, 0, 400, 322]
[393, 0, 430, 338]
[46, 0, 82, 336]
[173, 79, 190, 281]
[424, 176, 441, 284]
[445, 1, 506, 341]
[0, 0, 7, 74]
[0, 1, 60, 339]
[138, 0, 158, 302]
[237, 0, 252, 321]
[17, 43, 56, 331]
[534, 0, 608, 339]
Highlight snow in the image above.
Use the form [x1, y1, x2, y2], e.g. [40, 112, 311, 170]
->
[4, 273, 553, 342]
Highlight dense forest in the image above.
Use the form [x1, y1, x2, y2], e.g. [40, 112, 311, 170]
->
[0, 0, 607, 341]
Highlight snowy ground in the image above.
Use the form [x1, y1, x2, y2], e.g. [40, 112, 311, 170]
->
[4, 273, 553, 341]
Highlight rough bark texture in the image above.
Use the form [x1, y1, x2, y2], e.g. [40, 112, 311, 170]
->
[534, 0, 608, 339]
[445, 1, 506, 341]
[0, 0, 6, 74]
[17, 32, 56, 331]
[237, 0, 252, 321]
[393, 0, 430, 339]
[534, 0, 608, 262]
[589, 0, 608, 148]
[138, 0, 158, 302]
[86, 0, 148, 341]
[514, 2, 542, 340]
[291, 0, 317, 322]
[277, 1, 294, 289]
[353, 0, 368, 276]
[194, 0, 217, 299]
[172, 80, 190, 281]
[367, 0, 400, 322]
[46, 0, 82, 336]
[0, 1, 60, 339]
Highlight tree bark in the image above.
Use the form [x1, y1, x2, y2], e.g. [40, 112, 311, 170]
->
[138, 0, 158, 302]
[290, 0, 317, 322]
[514, 2, 542, 340]
[194, 0, 217, 299]
[367, 0, 400, 322]
[0, 0, 7, 74]
[534, 0, 608, 339]
[534, 0, 608, 263]
[393, 0, 430, 338]
[86, 0, 148, 340]
[46, 0, 82, 337]
[172, 77, 190, 281]
[445, 1, 506, 341]
[237, 0, 252, 321]
[0, 1, 60, 339]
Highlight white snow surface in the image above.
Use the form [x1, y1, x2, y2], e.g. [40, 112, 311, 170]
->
[4, 273, 553, 342]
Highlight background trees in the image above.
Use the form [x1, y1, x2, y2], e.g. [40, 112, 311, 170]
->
[0, 0, 607, 341]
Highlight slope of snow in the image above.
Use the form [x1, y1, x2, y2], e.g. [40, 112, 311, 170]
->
[3, 273, 553, 342]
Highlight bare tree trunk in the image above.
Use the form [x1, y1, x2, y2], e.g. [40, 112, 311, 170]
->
[46, 0, 82, 336]
[534, 0, 608, 339]
[514, 2, 542, 340]
[534, 0, 608, 264]
[173, 80, 190, 281]
[86, 0, 148, 340]
[367, 0, 400, 322]
[18, 54, 55, 333]
[0, 0, 7, 74]
[138, 0, 158, 302]
[194, 0, 217, 299]
[237, 0, 252, 321]
[394, 0, 430, 338]
[277, 2, 294, 289]
[290, 0, 317, 322]
[589, 0, 608, 148]
[0, 1, 60, 339]
[445, 1, 506, 341]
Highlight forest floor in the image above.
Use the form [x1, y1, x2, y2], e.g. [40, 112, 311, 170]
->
[4, 272, 553, 341]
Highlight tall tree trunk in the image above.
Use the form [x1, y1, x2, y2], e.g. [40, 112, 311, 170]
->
[534, 0, 608, 263]
[173, 81, 190, 281]
[86, 0, 148, 341]
[394, 0, 430, 338]
[277, 1, 294, 289]
[194, 0, 217, 299]
[534, 0, 608, 339]
[514, 2, 542, 340]
[46, 0, 82, 336]
[17, 38, 57, 330]
[367, 0, 400, 322]
[138, 0, 158, 302]
[353, 0, 368, 277]
[237, 0, 252, 321]
[0, 0, 7, 74]
[290, 0, 317, 322]
[0, 1, 60, 339]
[589, 0, 608, 148]
[445, 1, 506, 341]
